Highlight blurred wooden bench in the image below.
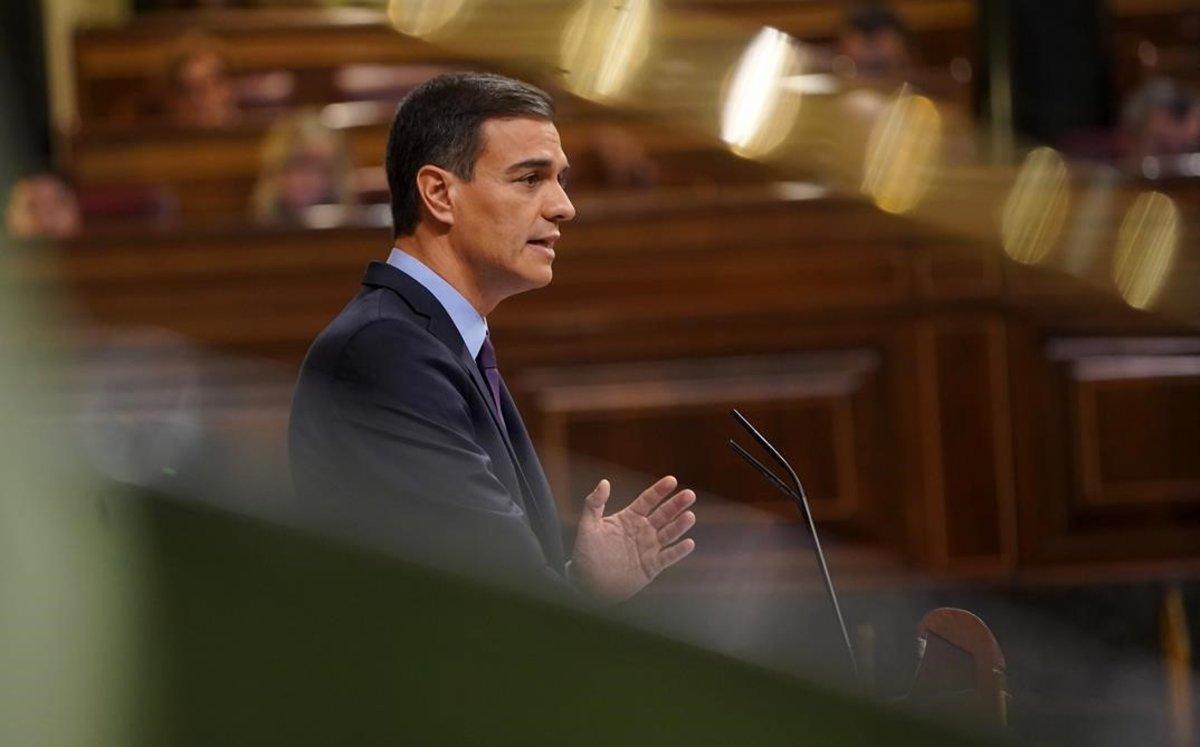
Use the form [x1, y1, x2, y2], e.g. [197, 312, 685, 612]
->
[72, 3, 977, 126]
[69, 110, 772, 220]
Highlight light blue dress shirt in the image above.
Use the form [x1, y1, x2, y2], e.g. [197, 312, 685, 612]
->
[387, 247, 488, 359]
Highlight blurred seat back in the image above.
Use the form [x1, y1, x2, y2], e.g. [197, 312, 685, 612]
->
[906, 607, 1008, 726]
[79, 183, 178, 227]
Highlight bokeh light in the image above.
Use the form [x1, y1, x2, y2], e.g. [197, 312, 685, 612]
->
[387, 0, 471, 39]
[559, 0, 653, 104]
[1112, 191, 1180, 310]
[1001, 147, 1070, 265]
[861, 90, 941, 215]
[720, 27, 803, 159]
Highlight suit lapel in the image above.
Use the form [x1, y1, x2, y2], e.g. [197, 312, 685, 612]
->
[453, 344, 520, 458]
[453, 344, 564, 565]
[363, 263, 512, 440]
[498, 380, 565, 567]
[361, 262, 557, 561]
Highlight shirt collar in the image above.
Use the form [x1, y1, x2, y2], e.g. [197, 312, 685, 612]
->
[386, 247, 488, 358]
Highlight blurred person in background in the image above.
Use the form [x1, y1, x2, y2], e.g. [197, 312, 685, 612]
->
[161, 33, 238, 128]
[4, 172, 81, 240]
[1121, 77, 1200, 159]
[568, 125, 659, 191]
[836, 4, 913, 81]
[251, 110, 358, 226]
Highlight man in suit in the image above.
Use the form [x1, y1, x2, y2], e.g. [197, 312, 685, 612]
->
[289, 72, 696, 601]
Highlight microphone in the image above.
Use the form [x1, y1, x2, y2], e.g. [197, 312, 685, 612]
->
[728, 409, 859, 681]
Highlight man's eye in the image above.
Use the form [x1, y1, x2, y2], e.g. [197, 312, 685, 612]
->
[520, 174, 541, 185]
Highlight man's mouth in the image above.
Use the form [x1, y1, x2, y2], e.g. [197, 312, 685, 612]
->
[527, 235, 559, 250]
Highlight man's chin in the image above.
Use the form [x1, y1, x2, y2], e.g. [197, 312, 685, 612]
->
[525, 269, 553, 291]
[522, 260, 554, 288]
[504, 267, 553, 299]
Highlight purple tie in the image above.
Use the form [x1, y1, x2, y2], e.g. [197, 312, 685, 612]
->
[477, 334, 506, 429]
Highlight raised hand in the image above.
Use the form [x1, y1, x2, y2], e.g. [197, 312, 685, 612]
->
[570, 475, 697, 602]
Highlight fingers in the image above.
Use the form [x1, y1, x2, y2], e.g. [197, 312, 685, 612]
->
[657, 509, 696, 546]
[658, 538, 696, 570]
[628, 475, 678, 517]
[584, 479, 610, 520]
[648, 489, 696, 529]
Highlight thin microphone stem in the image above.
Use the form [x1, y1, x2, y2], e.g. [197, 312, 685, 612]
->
[729, 440, 799, 504]
[730, 410, 860, 682]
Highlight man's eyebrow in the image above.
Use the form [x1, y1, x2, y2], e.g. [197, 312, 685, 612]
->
[506, 158, 558, 173]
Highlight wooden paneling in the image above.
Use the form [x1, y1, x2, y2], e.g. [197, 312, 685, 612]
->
[913, 317, 1017, 571]
[1073, 355, 1200, 507]
[913, 244, 1005, 302]
[1011, 334, 1200, 566]
[519, 352, 884, 529]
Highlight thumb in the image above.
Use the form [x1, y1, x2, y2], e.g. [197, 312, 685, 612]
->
[584, 479, 610, 520]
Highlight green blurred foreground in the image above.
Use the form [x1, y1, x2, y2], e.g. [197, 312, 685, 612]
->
[5, 476, 1001, 745]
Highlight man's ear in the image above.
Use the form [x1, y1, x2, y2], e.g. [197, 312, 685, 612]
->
[415, 164, 456, 227]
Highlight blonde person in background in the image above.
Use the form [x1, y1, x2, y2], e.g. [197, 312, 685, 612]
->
[251, 110, 359, 227]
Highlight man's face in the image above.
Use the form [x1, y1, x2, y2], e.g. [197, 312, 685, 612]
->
[279, 143, 339, 210]
[5, 176, 81, 239]
[448, 116, 575, 301]
[839, 30, 910, 79]
[1142, 107, 1200, 156]
[174, 51, 236, 126]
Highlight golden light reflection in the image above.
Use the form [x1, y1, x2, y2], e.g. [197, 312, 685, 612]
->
[560, 0, 653, 103]
[1112, 191, 1180, 310]
[720, 27, 803, 159]
[861, 90, 941, 215]
[387, 0, 470, 39]
[1001, 147, 1070, 265]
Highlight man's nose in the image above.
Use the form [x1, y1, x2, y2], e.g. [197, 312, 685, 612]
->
[546, 180, 576, 223]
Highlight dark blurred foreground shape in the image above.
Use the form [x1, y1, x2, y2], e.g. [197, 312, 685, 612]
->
[74, 483, 997, 746]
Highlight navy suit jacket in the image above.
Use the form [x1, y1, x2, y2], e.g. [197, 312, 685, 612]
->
[289, 261, 570, 592]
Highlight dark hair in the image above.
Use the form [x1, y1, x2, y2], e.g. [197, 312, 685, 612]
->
[385, 72, 555, 238]
[844, 4, 911, 41]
